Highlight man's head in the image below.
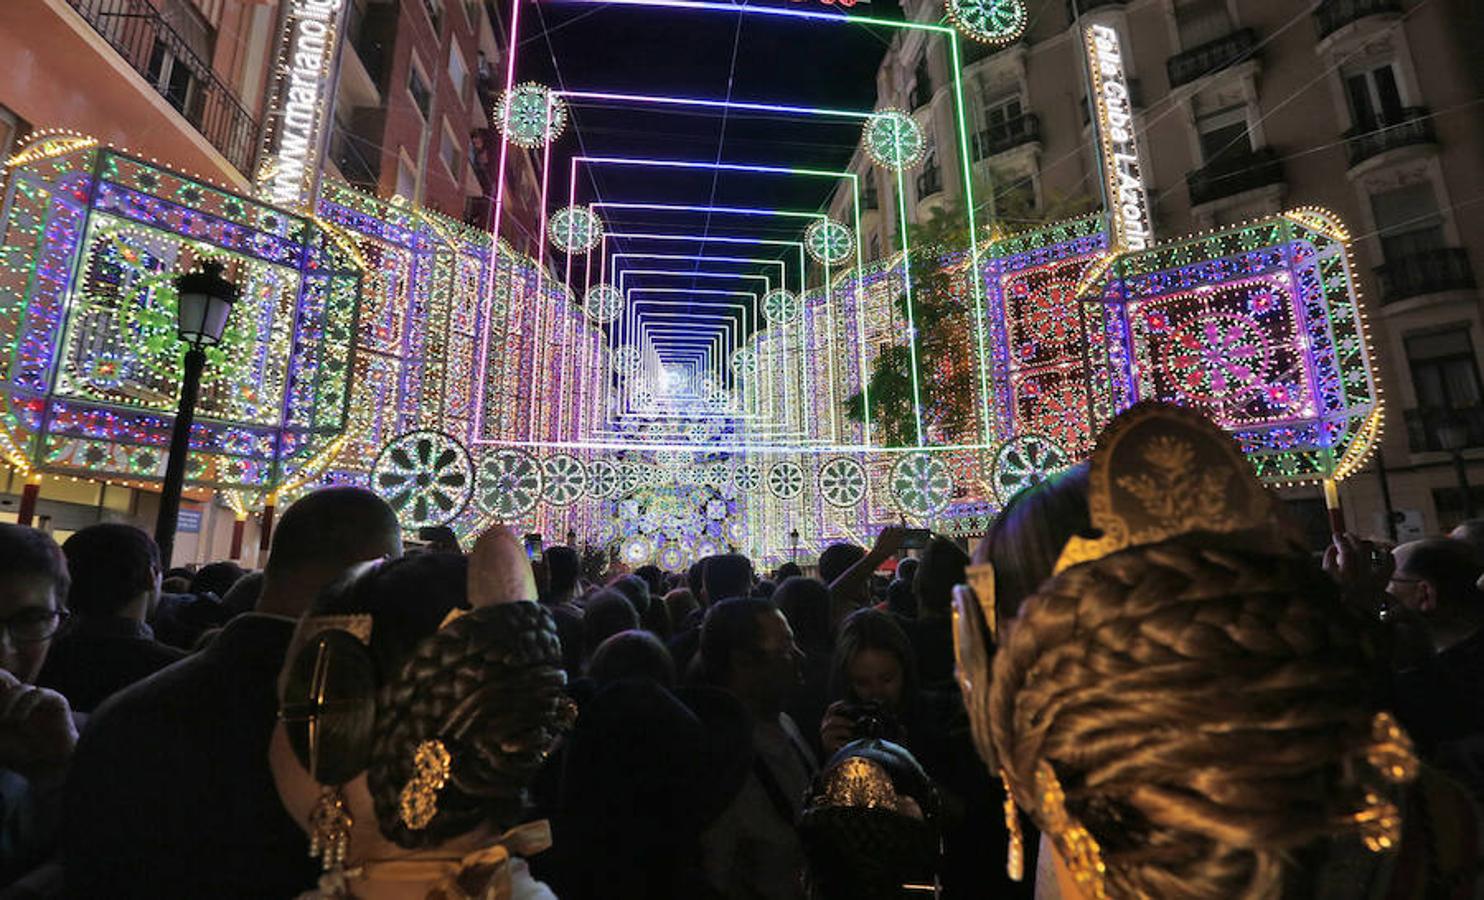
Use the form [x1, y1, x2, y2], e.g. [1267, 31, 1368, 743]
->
[914, 538, 969, 618]
[687, 558, 708, 599]
[1391, 539, 1482, 618]
[583, 589, 639, 657]
[702, 553, 754, 604]
[0, 525, 69, 682]
[261, 487, 402, 617]
[544, 545, 581, 603]
[818, 543, 866, 587]
[189, 561, 245, 599]
[699, 597, 800, 717]
[607, 573, 651, 616]
[894, 557, 919, 586]
[1450, 518, 1484, 568]
[62, 524, 161, 620]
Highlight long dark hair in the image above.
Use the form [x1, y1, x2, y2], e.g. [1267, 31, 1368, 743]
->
[828, 608, 918, 713]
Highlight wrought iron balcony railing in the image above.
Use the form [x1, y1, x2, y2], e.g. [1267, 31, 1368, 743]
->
[1167, 28, 1258, 88]
[67, 0, 258, 176]
[1315, 0, 1402, 40]
[1186, 146, 1283, 207]
[1344, 107, 1437, 168]
[972, 114, 1040, 161]
[1376, 247, 1477, 305]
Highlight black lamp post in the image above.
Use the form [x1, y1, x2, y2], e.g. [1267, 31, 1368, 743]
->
[789, 527, 800, 562]
[566, 528, 577, 548]
[1437, 416, 1475, 520]
[154, 261, 238, 567]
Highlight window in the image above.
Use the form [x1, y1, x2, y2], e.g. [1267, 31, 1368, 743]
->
[422, 0, 444, 35]
[448, 46, 470, 103]
[1407, 329, 1481, 412]
[440, 121, 461, 177]
[1371, 183, 1445, 263]
[146, 39, 198, 115]
[915, 149, 942, 198]
[408, 61, 432, 120]
[910, 57, 933, 109]
[1174, 0, 1233, 49]
[396, 152, 418, 199]
[862, 175, 878, 210]
[1196, 106, 1251, 168]
[1346, 64, 1405, 129]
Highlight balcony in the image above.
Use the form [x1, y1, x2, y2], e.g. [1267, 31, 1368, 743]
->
[972, 114, 1040, 161]
[1375, 247, 1477, 305]
[1315, 0, 1401, 40]
[1167, 28, 1258, 89]
[1344, 107, 1437, 168]
[1405, 406, 1484, 453]
[66, 0, 258, 176]
[1186, 146, 1283, 207]
[909, 81, 933, 111]
[1067, 0, 1126, 19]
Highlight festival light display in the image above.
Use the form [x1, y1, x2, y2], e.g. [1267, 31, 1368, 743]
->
[0, 0, 1381, 564]
[946, 0, 1027, 46]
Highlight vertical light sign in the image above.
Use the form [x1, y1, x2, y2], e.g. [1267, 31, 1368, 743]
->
[258, 0, 347, 213]
[1084, 24, 1150, 251]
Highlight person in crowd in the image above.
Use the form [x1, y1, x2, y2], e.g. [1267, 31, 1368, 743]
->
[608, 573, 652, 619]
[967, 404, 1482, 898]
[0, 525, 75, 885]
[583, 588, 639, 663]
[752, 578, 776, 600]
[885, 557, 919, 620]
[220, 569, 265, 618]
[548, 677, 752, 900]
[773, 562, 803, 583]
[634, 564, 667, 602]
[799, 739, 942, 900]
[822, 527, 906, 627]
[775, 576, 834, 756]
[63, 487, 403, 898]
[663, 587, 698, 635]
[542, 545, 587, 677]
[189, 560, 244, 600]
[160, 567, 193, 595]
[688, 558, 710, 603]
[906, 538, 968, 688]
[151, 561, 240, 651]
[588, 629, 676, 689]
[1390, 539, 1484, 778]
[818, 609, 919, 760]
[702, 554, 754, 605]
[1450, 518, 1484, 571]
[36, 523, 184, 712]
[697, 597, 816, 900]
[269, 526, 573, 899]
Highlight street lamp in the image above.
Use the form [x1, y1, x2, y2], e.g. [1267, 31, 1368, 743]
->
[1437, 415, 1474, 520]
[154, 261, 238, 567]
[566, 528, 577, 547]
[789, 527, 800, 562]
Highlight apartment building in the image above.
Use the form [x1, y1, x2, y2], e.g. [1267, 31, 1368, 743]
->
[831, 0, 1484, 537]
[0, 0, 541, 558]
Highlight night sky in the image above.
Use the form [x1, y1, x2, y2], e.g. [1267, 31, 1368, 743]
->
[514, 0, 905, 345]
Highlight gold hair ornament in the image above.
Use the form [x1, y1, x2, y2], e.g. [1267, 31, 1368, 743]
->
[308, 786, 353, 870]
[999, 769, 1024, 882]
[1036, 762, 1109, 900]
[1053, 402, 1288, 575]
[399, 739, 453, 830]
[1348, 711, 1419, 854]
[815, 757, 906, 813]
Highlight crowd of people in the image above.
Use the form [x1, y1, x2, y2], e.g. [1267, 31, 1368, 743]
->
[0, 402, 1479, 898]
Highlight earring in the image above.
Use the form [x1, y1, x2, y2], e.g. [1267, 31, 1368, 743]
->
[999, 769, 1024, 882]
[399, 739, 452, 830]
[308, 786, 353, 870]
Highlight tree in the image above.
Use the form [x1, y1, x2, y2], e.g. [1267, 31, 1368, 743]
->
[843, 177, 1095, 446]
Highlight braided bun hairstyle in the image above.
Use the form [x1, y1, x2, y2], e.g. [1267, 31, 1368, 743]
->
[989, 532, 1388, 899]
[369, 601, 571, 849]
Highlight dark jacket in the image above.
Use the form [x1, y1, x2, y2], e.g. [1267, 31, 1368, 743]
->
[36, 617, 184, 713]
[60, 614, 316, 899]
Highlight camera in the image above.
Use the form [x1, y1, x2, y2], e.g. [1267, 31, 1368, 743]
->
[839, 699, 905, 742]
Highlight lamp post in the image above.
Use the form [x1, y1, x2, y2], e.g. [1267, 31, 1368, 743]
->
[1437, 416, 1474, 520]
[154, 261, 238, 567]
[566, 528, 577, 548]
[789, 528, 800, 562]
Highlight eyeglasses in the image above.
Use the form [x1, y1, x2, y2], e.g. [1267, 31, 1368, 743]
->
[0, 608, 69, 644]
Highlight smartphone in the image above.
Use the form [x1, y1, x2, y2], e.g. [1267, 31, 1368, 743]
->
[900, 528, 932, 550]
[523, 533, 543, 562]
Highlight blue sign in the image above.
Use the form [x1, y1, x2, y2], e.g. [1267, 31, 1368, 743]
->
[177, 508, 202, 534]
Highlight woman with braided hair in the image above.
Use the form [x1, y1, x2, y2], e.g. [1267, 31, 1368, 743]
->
[269, 526, 577, 899]
[955, 404, 1482, 899]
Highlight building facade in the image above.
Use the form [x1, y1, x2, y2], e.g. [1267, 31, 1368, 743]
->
[831, 0, 1484, 539]
[0, 0, 539, 561]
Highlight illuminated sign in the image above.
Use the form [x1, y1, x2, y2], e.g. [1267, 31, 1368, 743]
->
[260, 0, 346, 211]
[1085, 24, 1150, 252]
